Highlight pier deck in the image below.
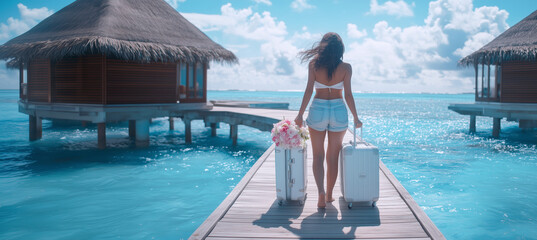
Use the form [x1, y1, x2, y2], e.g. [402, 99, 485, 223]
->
[191, 107, 444, 240]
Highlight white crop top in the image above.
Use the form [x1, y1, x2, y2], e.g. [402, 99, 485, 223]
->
[314, 81, 344, 90]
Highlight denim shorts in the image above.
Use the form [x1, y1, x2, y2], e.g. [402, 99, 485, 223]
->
[306, 98, 348, 132]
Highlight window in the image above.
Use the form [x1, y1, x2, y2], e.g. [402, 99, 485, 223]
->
[188, 64, 195, 98]
[178, 63, 187, 100]
[477, 64, 482, 99]
[495, 65, 501, 99]
[177, 62, 206, 103]
[476, 63, 500, 102]
[196, 63, 204, 99]
[489, 65, 497, 99]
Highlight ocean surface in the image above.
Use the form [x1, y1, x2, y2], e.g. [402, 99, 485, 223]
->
[1, 89, 537, 239]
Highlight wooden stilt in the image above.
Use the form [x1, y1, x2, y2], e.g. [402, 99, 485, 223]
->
[135, 119, 150, 147]
[29, 115, 42, 141]
[210, 123, 217, 137]
[36, 117, 42, 139]
[169, 117, 175, 130]
[81, 121, 88, 128]
[185, 119, 192, 144]
[98, 123, 106, 149]
[492, 118, 501, 138]
[469, 115, 476, 133]
[519, 120, 537, 129]
[128, 120, 136, 139]
[230, 124, 238, 146]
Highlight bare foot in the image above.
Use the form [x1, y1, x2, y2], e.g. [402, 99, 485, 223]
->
[326, 195, 335, 203]
[318, 193, 326, 208]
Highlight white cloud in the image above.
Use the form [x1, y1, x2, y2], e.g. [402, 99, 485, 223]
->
[345, 0, 509, 93]
[183, 0, 510, 93]
[0, 4, 53, 41]
[183, 3, 287, 41]
[253, 0, 272, 6]
[0, 61, 19, 89]
[427, 0, 508, 35]
[164, 0, 186, 9]
[347, 23, 368, 39]
[369, 0, 414, 17]
[453, 32, 494, 57]
[291, 0, 315, 12]
[182, 4, 311, 91]
[424, 0, 509, 58]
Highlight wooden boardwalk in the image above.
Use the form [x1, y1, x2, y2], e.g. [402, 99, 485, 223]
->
[190, 107, 445, 240]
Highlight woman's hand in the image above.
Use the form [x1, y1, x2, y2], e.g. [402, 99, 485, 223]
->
[295, 115, 304, 127]
[354, 118, 362, 128]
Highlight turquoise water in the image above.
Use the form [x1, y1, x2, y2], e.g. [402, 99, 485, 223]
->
[0, 90, 272, 239]
[1, 90, 537, 239]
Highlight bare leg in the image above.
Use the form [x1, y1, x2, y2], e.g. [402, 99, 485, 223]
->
[326, 129, 346, 202]
[309, 126, 327, 208]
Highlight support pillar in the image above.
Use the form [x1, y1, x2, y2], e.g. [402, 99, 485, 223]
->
[135, 119, 150, 147]
[469, 115, 476, 133]
[128, 120, 136, 139]
[29, 115, 42, 141]
[519, 120, 537, 129]
[169, 117, 174, 130]
[98, 123, 106, 149]
[204, 120, 210, 128]
[210, 123, 217, 137]
[184, 119, 192, 144]
[81, 121, 88, 128]
[230, 124, 238, 146]
[492, 118, 501, 138]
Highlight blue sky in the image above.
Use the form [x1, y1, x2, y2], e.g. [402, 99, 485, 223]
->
[1, 0, 536, 93]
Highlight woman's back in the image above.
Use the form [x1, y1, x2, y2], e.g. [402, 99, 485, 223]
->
[313, 62, 350, 100]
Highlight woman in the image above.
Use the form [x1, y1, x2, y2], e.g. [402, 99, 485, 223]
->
[295, 32, 361, 208]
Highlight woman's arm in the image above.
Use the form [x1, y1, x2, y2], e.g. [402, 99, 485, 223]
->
[342, 63, 362, 128]
[295, 62, 316, 127]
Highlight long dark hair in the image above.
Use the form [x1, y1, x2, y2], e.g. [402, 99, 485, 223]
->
[299, 32, 344, 80]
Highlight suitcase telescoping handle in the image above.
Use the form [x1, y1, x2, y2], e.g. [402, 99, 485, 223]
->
[352, 126, 363, 147]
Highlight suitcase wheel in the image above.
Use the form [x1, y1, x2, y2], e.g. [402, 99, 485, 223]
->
[372, 201, 377, 208]
[299, 200, 304, 205]
[348, 203, 352, 209]
[278, 200, 283, 206]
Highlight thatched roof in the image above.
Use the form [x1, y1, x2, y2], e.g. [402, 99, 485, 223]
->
[459, 9, 537, 66]
[0, 0, 237, 67]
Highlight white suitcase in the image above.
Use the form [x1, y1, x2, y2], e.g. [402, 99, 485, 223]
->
[275, 146, 307, 205]
[339, 127, 379, 208]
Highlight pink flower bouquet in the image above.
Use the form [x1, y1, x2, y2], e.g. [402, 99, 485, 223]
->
[271, 119, 309, 149]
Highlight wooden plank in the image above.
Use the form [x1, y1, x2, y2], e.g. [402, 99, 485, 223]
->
[501, 61, 537, 103]
[189, 144, 276, 240]
[27, 58, 50, 102]
[187, 108, 443, 239]
[207, 237, 430, 240]
[53, 56, 103, 104]
[210, 221, 428, 239]
[106, 59, 176, 104]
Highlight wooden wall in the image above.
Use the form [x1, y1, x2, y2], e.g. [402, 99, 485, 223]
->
[26, 56, 194, 105]
[106, 59, 177, 104]
[501, 61, 537, 103]
[27, 59, 51, 102]
[52, 56, 104, 104]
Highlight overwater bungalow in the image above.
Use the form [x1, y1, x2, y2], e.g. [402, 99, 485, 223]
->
[450, 9, 537, 137]
[0, 0, 237, 148]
